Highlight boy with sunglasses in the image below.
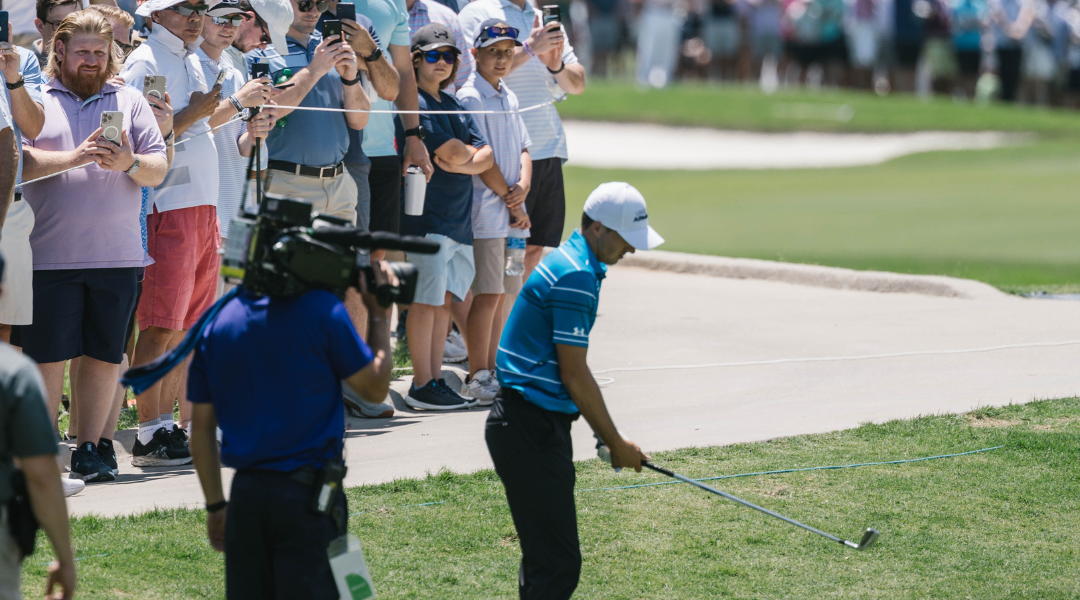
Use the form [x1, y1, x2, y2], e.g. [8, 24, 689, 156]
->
[401, 23, 494, 411]
[455, 19, 532, 403]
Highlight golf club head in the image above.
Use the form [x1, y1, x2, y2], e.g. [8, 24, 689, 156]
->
[857, 528, 879, 550]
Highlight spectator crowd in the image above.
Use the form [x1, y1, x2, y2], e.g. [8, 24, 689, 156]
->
[0, 0, 584, 508]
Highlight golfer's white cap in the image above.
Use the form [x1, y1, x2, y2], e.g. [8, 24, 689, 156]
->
[136, 0, 222, 17]
[248, 0, 293, 55]
[583, 182, 664, 251]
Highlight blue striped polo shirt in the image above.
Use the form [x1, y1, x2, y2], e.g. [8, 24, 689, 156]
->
[496, 230, 607, 414]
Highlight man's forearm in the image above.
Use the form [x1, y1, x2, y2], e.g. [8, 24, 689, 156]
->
[10, 92, 44, 140]
[561, 361, 621, 447]
[365, 55, 400, 101]
[391, 47, 421, 130]
[22, 456, 75, 566]
[555, 63, 586, 95]
[128, 154, 169, 187]
[208, 97, 242, 129]
[508, 47, 533, 74]
[342, 81, 370, 130]
[20, 146, 86, 184]
[0, 128, 15, 229]
[190, 411, 225, 505]
[172, 105, 206, 137]
[479, 162, 511, 197]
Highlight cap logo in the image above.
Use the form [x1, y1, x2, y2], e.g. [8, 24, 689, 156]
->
[434, 30, 450, 40]
[633, 210, 648, 223]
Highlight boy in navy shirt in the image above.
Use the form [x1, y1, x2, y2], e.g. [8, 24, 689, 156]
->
[400, 23, 494, 411]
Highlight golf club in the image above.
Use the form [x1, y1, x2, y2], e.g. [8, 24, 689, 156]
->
[596, 437, 879, 550]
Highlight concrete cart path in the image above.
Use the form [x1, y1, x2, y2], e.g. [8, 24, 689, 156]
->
[67, 267, 1080, 517]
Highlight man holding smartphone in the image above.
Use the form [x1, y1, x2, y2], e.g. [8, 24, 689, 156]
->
[459, 0, 586, 279]
[121, 0, 226, 468]
[20, 10, 169, 482]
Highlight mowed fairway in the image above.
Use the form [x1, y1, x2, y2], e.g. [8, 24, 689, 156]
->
[23, 398, 1080, 598]
[555, 84, 1080, 292]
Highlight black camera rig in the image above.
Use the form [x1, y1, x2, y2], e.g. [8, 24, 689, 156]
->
[221, 195, 439, 306]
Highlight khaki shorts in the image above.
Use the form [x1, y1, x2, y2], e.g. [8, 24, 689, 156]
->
[264, 167, 359, 225]
[471, 237, 522, 296]
[0, 201, 35, 325]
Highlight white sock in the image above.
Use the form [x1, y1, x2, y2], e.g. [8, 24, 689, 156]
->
[138, 418, 161, 445]
[160, 413, 175, 430]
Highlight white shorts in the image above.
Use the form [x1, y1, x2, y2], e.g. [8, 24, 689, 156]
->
[406, 234, 475, 306]
[0, 201, 35, 325]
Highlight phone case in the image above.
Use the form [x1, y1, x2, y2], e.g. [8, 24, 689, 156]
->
[143, 75, 166, 99]
[101, 112, 123, 145]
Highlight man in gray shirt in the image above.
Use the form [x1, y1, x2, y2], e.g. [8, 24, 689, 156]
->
[0, 251, 77, 600]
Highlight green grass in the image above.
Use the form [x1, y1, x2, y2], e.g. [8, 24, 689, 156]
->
[558, 81, 1080, 137]
[23, 397, 1080, 598]
[561, 141, 1080, 293]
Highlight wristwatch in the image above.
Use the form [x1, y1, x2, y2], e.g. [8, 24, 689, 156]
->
[163, 130, 175, 145]
[5, 78, 24, 91]
[404, 126, 425, 141]
[362, 47, 382, 62]
[341, 72, 362, 86]
[124, 156, 141, 175]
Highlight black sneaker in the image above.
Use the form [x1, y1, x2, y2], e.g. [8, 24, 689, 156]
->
[70, 442, 115, 482]
[437, 379, 479, 408]
[131, 427, 192, 467]
[404, 380, 472, 411]
[97, 438, 119, 476]
[169, 424, 190, 452]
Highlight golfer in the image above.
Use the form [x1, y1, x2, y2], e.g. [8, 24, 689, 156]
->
[488, 182, 665, 599]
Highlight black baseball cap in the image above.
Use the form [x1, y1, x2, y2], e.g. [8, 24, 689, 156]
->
[411, 23, 460, 53]
[473, 18, 522, 48]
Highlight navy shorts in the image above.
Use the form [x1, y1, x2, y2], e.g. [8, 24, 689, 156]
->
[21, 268, 139, 364]
[524, 157, 567, 249]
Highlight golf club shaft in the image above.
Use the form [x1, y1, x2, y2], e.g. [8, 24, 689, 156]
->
[642, 462, 857, 548]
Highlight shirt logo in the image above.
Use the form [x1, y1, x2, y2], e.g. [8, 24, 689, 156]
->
[633, 210, 648, 223]
[572, 327, 586, 336]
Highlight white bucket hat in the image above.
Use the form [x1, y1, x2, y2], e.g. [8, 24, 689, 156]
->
[135, 0, 223, 17]
[583, 182, 665, 250]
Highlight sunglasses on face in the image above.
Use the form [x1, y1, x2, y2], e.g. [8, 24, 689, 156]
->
[168, 4, 211, 17]
[297, 0, 331, 13]
[482, 25, 519, 39]
[423, 50, 457, 64]
[211, 14, 246, 26]
[115, 39, 135, 55]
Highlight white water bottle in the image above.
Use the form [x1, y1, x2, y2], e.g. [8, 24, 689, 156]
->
[505, 236, 526, 276]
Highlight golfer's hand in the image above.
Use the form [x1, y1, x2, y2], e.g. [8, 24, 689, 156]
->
[44, 559, 76, 600]
[610, 437, 650, 472]
[207, 508, 226, 552]
[358, 259, 400, 313]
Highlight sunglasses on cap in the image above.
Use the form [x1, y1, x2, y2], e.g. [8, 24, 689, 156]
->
[297, 0, 331, 13]
[481, 25, 519, 40]
[167, 4, 211, 17]
[423, 50, 457, 64]
[211, 14, 246, 26]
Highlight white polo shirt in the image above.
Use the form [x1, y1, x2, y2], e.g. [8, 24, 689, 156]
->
[457, 73, 532, 239]
[458, 0, 579, 162]
[121, 26, 220, 213]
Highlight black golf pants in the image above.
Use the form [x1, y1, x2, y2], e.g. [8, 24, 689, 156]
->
[486, 391, 581, 600]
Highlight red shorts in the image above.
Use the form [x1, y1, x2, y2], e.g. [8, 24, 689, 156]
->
[138, 205, 221, 331]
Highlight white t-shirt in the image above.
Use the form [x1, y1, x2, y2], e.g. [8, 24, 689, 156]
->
[121, 27, 220, 213]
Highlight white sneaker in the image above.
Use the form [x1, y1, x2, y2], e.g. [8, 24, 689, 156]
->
[62, 476, 86, 497]
[465, 370, 499, 406]
[343, 383, 395, 418]
[443, 330, 468, 363]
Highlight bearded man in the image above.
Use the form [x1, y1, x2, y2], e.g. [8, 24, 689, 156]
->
[20, 10, 170, 483]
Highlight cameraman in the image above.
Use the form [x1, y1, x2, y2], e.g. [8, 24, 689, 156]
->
[187, 261, 398, 599]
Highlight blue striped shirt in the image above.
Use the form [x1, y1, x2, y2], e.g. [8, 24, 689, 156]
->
[496, 230, 606, 414]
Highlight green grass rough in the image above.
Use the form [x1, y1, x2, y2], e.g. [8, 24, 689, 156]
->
[23, 397, 1080, 598]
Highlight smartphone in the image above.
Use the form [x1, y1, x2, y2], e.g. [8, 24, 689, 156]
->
[322, 19, 342, 42]
[542, 5, 561, 26]
[142, 75, 166, 100]
[251, 60, 270, 80]
[273, 82, 296, 89]
[214, 68, 227, 88]
[0, 11, 9, 44]
[336, 2, 355, 21]
[100, 111, 123, 145]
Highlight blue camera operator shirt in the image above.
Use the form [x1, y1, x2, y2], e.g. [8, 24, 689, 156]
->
[400, 88, 487, 245]
[496, 230, 606, 414]
[188, 290, 373, 472]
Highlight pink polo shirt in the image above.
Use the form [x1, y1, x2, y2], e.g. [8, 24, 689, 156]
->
[23, 79, 166, 270]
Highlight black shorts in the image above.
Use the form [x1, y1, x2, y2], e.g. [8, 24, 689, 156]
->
[123, 268, 146, 348]
[956, 49, 980, 75]
[524, 157, 567, 248]
[21, 267, 139, 364]
[368, 155, 401, 234]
